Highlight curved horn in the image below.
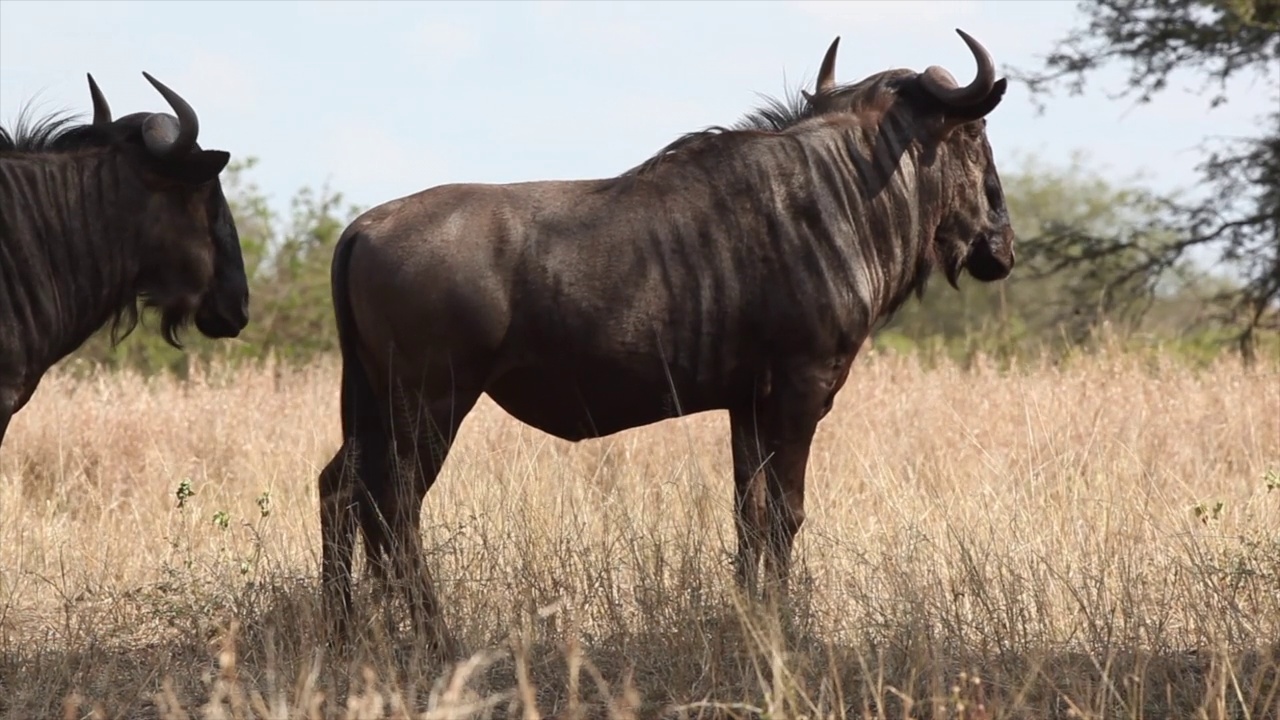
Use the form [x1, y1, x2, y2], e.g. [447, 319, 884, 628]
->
[919, 28, 996, 108]
[86, 74, 112, 125]
[139, 71, 199, 159]
[814, 36, 840, 95]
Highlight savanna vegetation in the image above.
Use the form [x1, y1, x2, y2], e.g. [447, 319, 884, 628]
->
[2, 347, 1277, 720]
[1, 1, 1278, 718]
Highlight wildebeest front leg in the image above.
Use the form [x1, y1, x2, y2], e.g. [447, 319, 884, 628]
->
[728, 369, 823, 603]
[730, 414, 768, 596]
[0, 387, 17, 456]
[0, 386, 17, 449]
[758, 434, 813, 597]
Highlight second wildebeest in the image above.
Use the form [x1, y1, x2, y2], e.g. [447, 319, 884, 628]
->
[318, 29, 1017, 655]
[0, 73, 250, 448]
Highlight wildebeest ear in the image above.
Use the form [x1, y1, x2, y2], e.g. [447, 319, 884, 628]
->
[164, 149, 231, 185]
[928, 78, 1008, 143]
[947, 77, 1007, 124]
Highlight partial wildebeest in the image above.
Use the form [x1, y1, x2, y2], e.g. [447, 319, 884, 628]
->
[318, 29, 1017, 656]
[0, 73, 250, 447]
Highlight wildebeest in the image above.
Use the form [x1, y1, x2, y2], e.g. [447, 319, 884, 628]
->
[317, 29, 1017, 655]
[0, 73, 250, 447]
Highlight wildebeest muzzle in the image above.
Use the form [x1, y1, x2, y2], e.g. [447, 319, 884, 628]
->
[195, 280, 250, 338]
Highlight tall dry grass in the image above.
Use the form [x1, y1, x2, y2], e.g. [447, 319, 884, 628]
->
[0, 347, 1277, 720]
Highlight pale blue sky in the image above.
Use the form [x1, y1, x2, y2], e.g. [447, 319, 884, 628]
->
[2, 0, 1275, 233]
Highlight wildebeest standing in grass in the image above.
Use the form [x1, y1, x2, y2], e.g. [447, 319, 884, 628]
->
[318, 29, 1017, 656]
[0, 73, 250, 447]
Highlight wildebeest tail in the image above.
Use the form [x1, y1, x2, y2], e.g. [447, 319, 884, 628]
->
[330, 228, 384, 444]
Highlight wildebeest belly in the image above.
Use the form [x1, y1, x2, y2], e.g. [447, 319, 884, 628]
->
[482, 356, 717, 442]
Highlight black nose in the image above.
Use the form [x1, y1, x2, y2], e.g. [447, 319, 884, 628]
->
[196, 314, 243, 338]
[196, 290, 249, 338]
[967, 234, 1014, 282]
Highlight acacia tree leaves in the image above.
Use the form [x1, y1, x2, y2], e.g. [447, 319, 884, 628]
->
[1009, 0, 1280, 111]
[1006, 0, 1280, 361]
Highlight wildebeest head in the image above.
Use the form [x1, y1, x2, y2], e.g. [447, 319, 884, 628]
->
[802, 30, 1016, 289]
[82, 73, 249, 346]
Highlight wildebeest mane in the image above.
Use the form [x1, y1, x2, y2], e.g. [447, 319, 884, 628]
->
[0, 103, 117, 155]
[613, 70, 912, 183]
[732, 85, 821, 133]
[612, 85, 814, 181]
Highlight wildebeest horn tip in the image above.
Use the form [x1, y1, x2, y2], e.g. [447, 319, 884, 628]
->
[86, 73, 112, 126]
[919, 28, 996, 109]
[815, 36, 841, 94]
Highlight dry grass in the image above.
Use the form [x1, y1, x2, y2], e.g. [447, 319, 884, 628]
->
[1, 347, 1277, 720]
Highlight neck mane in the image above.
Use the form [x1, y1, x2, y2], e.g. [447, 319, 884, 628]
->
[1, 108, 149, 366]
[593, 70, 944, 336]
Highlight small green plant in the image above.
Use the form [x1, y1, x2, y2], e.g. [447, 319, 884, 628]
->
[212, 509, 230, 531]
[1265, 468, 1279, 493]
[174, 478, 195, 510]
[1192, 500, 1225, 525]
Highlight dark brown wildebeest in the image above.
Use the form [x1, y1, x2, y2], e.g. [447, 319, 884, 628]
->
[0, 73, 250, 447]
[318, 29, 1017, 656]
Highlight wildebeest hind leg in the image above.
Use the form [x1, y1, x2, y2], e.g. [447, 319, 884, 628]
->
[319, 442, 359, 644]
[372, 383, 479, 661]
[318, 427, 390, 647]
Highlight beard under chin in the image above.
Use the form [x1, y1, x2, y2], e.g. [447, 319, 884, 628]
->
[938, 240, 968, 290]
[137, 282, 200, 349]
[159, 304, 196, 350]
[141, 291, 198, 350]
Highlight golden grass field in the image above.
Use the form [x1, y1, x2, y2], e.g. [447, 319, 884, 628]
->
[0, 347, 1277, 719]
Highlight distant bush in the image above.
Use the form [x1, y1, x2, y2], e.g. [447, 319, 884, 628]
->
[56, 153, 1278, 379]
